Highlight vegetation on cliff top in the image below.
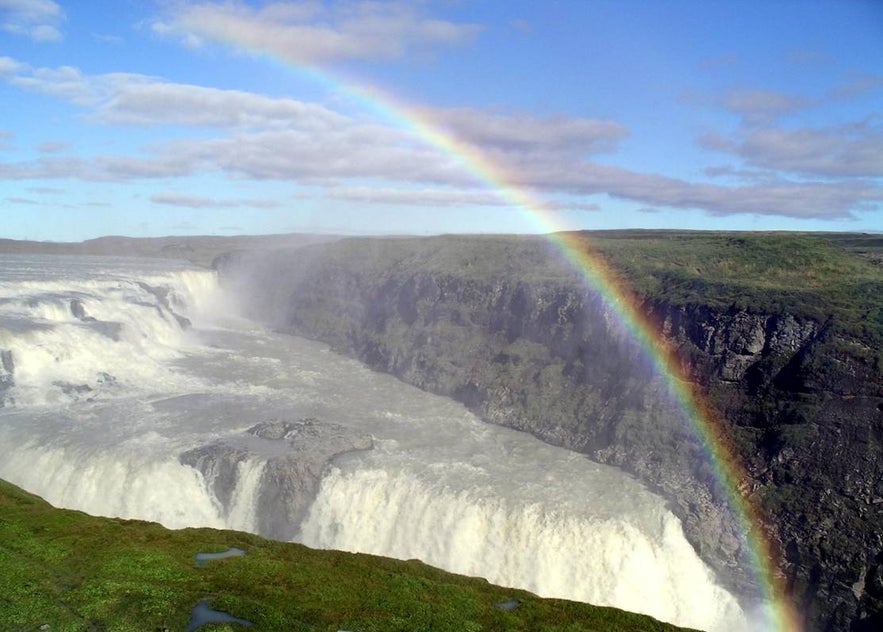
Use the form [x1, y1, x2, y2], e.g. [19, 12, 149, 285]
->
[577, 231, 883, 372]
[291, 230, 882, 350]
[579, 232, 881, 326]
[4, 230, 879, 346]
[0, 479, 692, 632]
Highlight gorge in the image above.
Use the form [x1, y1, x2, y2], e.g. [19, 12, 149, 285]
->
[217, 230, 883, 632]
[1, 230, 881, 631]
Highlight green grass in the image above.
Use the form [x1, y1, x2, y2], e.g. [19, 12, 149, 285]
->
[570, 231, 883, 345]
[282, 231, 882, 384]
[5, 230, 880, 345]
[305, 230, 883, 350]
[0, 479, 693, 631]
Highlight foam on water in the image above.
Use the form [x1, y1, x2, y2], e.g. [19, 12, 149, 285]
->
[0, 255, 222, 406]
[225, 458, 268, 533]
[0, 430, 224, 529]
[0, 253, 751, 631]
[299, 449, 747, 631]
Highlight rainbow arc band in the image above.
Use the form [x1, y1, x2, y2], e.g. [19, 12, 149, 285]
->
[245, 48, 802, 632]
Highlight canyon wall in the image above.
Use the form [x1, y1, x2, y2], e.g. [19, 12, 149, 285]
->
[219, 234, 883, 631]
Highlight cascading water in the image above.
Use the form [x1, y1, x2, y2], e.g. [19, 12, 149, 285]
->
[299, 459, 743, 630]
[0, 252, 751, 631]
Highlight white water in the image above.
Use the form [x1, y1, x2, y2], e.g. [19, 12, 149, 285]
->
[0, 253, 750, 631]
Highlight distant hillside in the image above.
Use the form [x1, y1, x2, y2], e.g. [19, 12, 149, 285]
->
[0, 233, 342, 267]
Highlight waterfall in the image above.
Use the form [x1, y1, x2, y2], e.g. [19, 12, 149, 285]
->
[299, 464, 746, 631]
[0, 253, 752, 632]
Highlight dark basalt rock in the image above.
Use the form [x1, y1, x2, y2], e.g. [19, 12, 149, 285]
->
[70, 298, 96, 322]
[180, 418, 372, 540]
[137, 281, 192, 329]
[0, 349, 14, 407]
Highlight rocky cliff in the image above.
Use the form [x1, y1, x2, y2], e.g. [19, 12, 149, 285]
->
[218, 232, 883, 632]
[181, 418, 372, 540]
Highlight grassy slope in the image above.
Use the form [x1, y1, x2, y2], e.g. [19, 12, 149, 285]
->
[0, 234, 339, 267]
[297, 231, 882, 338]
[585, 231, 883, 329]
[296, 230, 883, 358]
[3, 230, 880, 338]
[0, 480, 692, 632]
[574, 231, 883, 347]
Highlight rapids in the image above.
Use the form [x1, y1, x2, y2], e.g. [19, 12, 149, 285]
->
[0, 253, 749, 630]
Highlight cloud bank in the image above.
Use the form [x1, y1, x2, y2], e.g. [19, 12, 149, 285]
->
[151, 1, 482, 62]
[0, 0, 63, 42]
[0, 52, 880, 222]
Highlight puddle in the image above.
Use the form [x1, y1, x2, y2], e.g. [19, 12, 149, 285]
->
[184, 599, 253, 631]
[194, 547, 246, 567]
[496, 599, 520, 611]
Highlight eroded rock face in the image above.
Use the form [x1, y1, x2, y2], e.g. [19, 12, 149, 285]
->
[0, 349, 14, 406]
[657, 305, 819, 384]
[219, 242, 883, 631]
[180, 419, 372, 540]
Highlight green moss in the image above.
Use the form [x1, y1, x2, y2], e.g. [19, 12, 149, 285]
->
[305, 230, 883, 351]
[572, 231, 883, 347]
[0, 479, 693, 631]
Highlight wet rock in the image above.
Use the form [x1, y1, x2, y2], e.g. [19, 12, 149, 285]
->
[137, 281, 192, 329]
[0, 349, 14, 401]
[70, 298, 96, 322]
[181, 418, 372, 540]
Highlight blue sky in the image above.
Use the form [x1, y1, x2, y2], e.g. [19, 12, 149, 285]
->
[1, 0, 881, 240]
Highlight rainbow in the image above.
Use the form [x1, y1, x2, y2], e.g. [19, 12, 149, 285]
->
[210, 37, 800, 631]
[345, 85, 803, 632]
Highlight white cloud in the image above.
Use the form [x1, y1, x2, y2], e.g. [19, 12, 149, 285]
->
[98, 81, 348, 129]
[419, 107, 628, 155]
[329, 186, 603, 213]
[0, 0, 63, 41]
[702, 119, 883, 179]
[152, 0, 482, 63]
[91, 32, 124, 45]
[784, 48, 831, 66]
[27, 185, 62, 193]
[176, 128, 468, 185]
[830, 74, 883, 100]
[0, 57, 879, 222]
[722, 88, 810, 124]
[1, 56, 349, 129]
[94, 155, 195, 181]
[6, 195, 39, 204]
[0, 155, 90, 180]
[701, 54, 739, 71]
[500, 156, 882, 220]
[36, 140, 68, 153]
[6, 62, 97, 104]
[698, 131, 736, 153]
[739, 122, 883, 178]
[150, 192, 281, 209]
[558, 201, 601, 212]
[0, 56, 25, 75]
[703, 165, 775, 182]
[327, 186, 507, 207]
